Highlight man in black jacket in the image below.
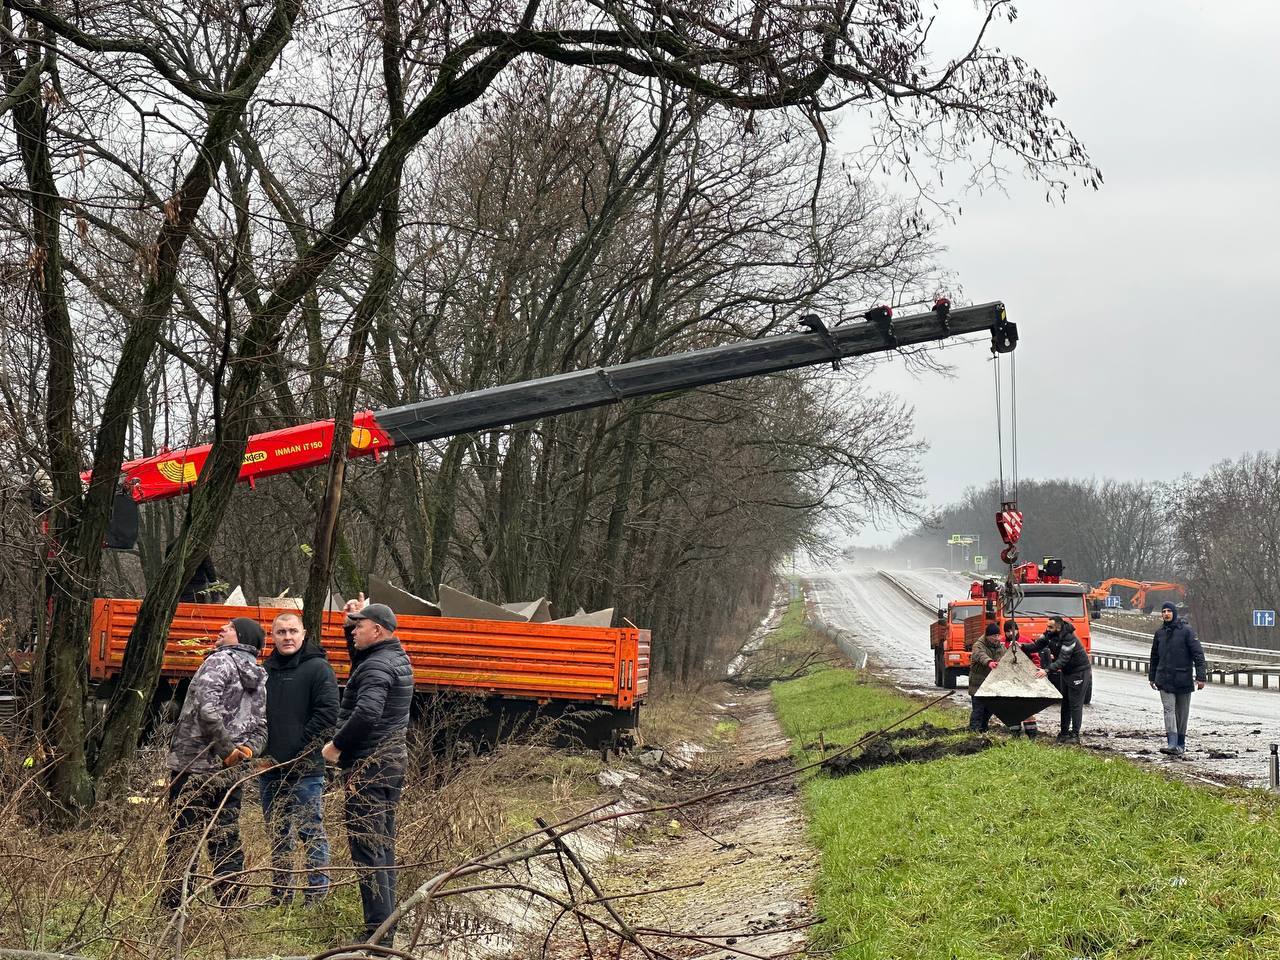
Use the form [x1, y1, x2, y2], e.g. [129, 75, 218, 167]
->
[322, 598, 413, 943]
[260, 612, 339, 905]
[1148, 601, 1207, 756]
[1022, 616, 1092, 743]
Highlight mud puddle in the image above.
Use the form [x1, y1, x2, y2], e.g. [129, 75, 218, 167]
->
[823, 730, 995, 777]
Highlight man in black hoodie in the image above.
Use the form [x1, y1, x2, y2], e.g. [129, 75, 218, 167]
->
[1021, 615, 1092, 743]
[322, 597, 413, 943]
[260, 612, 339, 905]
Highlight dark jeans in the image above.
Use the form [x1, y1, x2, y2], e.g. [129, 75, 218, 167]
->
[162, 770, 246, 906]
[343, 754, 406, 940]
[260, 772, 330, 900]
[969, 697, 993, 732]
[1059, 671, 1089, 736]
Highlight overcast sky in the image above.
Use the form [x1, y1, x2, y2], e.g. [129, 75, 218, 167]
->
[839, 0, 1280, 545]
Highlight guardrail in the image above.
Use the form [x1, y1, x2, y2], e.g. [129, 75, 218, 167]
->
[878, 571, 937, 615]
[1095, 623, 1280, 663]
[1091, 649, 1280, 691]
[810, 616, 870, 670]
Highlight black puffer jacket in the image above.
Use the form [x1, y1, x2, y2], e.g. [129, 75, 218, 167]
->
[1149, 617, 1207, 694]
[264, 640, 339, 777]
[332, 633, 413, 768]
[1021, 622, 1091, 679]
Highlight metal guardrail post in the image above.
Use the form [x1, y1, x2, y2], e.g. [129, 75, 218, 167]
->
[1270, 744, 1279, 792]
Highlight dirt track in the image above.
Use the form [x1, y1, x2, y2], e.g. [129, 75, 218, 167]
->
[595, 685, 818, 959]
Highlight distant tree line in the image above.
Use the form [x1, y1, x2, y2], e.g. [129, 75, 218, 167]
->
[877, 452, 1280, 648]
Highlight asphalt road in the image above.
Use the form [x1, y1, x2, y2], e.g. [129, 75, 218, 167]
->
[806, 563, 1276, 787]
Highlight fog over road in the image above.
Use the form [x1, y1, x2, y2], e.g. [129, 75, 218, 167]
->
[805, 563, 1276, 787]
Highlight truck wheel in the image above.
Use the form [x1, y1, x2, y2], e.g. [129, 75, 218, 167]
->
[1084, 675, 1094, 705]
[942, 667, 959, 690]
[933, 649, 944, 687]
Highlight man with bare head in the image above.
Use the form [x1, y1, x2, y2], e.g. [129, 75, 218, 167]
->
[260, 611, 339, 905]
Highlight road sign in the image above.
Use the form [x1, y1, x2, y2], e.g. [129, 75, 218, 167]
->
[948, 535, 975, 545]
[1105, 595, 1122, 609]
[1253, 610, 1276, 628]
[974, 555, 987, 571]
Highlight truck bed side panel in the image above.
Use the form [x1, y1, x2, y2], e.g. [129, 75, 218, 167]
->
[90, 600, 644, 708]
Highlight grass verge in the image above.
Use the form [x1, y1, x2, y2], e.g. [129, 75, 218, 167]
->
[773, 665, 1280, 959]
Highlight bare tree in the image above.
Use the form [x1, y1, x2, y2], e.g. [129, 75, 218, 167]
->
[1, 0, 1095, 814]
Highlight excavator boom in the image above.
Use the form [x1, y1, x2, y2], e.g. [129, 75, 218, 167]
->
[93, 300, 1014, 504]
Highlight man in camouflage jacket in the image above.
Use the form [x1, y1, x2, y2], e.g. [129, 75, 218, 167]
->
[160, 617, 268, 909]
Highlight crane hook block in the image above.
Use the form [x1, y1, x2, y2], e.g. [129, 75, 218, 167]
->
[990, 307, 1018, 354]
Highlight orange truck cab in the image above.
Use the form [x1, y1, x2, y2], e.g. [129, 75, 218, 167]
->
[960, 578, 1094, 703]
[929, 589, 984, 689]
[932, 570, 1094, 701]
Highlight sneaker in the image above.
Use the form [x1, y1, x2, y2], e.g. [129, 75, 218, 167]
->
[1158, 746, 1178, 755]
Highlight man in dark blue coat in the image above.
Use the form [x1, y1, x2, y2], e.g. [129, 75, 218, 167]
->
[260, 612, 339, 905]
[1148, 601, 1206, 756]
[322, 597, 413, 943]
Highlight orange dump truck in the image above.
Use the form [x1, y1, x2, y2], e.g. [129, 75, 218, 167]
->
[929, 586, 985, 688]
[89, 599, 650, 750]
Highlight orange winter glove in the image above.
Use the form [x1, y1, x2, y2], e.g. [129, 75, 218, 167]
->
[223, 745, 253, 767]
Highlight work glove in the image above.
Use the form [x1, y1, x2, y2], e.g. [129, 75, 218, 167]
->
[223, 745, 253, 767]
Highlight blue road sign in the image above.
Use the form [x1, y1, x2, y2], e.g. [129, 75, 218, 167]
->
[1105, 595, 1122, 609]
[1254, 610, 1276, 627]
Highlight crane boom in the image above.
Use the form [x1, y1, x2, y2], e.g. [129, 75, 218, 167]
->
[95, 300, 1014, 504]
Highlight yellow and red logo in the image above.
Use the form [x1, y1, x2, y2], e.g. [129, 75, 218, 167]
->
[156, 460, 198, 485]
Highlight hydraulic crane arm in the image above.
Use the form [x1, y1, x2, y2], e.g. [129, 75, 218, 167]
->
[95, 300, 1014, 504]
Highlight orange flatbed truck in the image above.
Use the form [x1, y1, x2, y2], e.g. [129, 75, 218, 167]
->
[90, 599, 649, 750]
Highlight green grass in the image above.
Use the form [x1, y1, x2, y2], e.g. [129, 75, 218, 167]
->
[764, 599, 816, 650]
[733, 600, 840, 687]
[773, 668, 1280, 959]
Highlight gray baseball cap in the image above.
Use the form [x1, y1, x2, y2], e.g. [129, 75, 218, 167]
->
[347, 602, 397, 632]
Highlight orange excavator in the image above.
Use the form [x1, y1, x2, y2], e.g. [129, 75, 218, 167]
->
[1086, 578, 1186, 614]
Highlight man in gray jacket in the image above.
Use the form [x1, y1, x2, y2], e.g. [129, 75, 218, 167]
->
[160, 617, 268, 909]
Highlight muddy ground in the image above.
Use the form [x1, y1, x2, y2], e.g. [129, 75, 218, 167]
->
[408, 678, 819, 958]
[594, 686, 817, 959]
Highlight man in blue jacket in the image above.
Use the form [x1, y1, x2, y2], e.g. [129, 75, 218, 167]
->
[322, 597, 413, 943]
[260, 612, 339, 905]
[1148, 601, 1207, 756]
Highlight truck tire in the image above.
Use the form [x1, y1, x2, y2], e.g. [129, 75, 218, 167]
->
[1084, 674, 1093, 705]
[942, 667, 959, 690]
[933, 649, 944, 687]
